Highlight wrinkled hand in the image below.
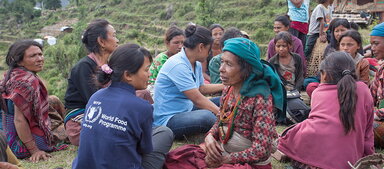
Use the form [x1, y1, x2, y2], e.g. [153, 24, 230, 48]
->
[204, 133, 223, 164]
[29, 150, 51, 163]
[0, 162, 19, 169]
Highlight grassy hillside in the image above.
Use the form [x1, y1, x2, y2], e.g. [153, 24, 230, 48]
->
[1, 0, 293, 99]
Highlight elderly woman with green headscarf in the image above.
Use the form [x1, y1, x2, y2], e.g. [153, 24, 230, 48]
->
[164, 38, 284, 169]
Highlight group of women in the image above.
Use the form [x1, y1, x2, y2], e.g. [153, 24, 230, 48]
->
[0, 16, 383, 169]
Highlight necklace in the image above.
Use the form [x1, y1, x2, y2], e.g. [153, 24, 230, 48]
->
[218, 86, 243, 144]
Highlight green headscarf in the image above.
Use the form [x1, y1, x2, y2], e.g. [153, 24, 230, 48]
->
[223, 37, 284, 111]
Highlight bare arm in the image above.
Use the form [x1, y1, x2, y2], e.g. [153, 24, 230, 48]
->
[290, 0, 303, 8]
[199, 84, 224, 95]
[183, 89, 219, 114]
[318, 18, 327, 43]
[14, 105, 51, 162]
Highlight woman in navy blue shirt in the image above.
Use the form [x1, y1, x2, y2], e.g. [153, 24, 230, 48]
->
[72, 43, 173, 169]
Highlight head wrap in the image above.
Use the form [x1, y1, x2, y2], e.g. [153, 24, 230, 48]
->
[223, 38, 284, 111]
[370, 22, 384, 37]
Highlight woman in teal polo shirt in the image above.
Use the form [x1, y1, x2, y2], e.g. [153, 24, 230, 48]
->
[153, 24, 224, 139]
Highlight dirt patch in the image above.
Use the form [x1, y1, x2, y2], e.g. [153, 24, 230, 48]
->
[38, 18, 78, 38]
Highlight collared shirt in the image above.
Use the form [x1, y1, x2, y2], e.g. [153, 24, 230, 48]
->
[153, 48, 204, 126]
[72, 82, 153, 169]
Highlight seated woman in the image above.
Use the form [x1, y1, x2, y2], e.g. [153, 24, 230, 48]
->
[307, 30, 370, 97]
[269, 31, 304, 91]
[201, 24, 225, 83]
[267, 15, 306, 73]
[72, 43, 174, 169]
[209, 27, 244, 84]
[0, 40, 68, 162]
[339, 30, 370, 84]
[165, 38, 284, 169]
[148, 26, 185, 90]
[276, 52, 374, 169]
[153, 24, 224, 139]
[64, 19, 119, 146]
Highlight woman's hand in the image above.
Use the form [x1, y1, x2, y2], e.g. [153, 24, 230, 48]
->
[0, 162, 19, 169]
[204, 133, 223, 163]
[29, 150, 51, 163]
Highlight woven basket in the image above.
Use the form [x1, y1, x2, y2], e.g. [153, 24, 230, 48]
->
[306, 38, 328, 77]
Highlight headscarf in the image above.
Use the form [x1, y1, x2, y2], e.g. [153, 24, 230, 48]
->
[223, 37, 284, 111]
[370, 22, 384, 37]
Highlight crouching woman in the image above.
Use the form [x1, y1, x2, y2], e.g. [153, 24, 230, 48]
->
[165, 38, 284, 169]
[72, 43, 173, 169]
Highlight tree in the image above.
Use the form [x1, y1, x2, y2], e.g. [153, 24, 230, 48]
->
[195, 0, 216, 27]
[43, 0, 62, 10]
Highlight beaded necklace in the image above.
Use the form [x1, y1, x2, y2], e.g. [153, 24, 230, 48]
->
[218, 86, 243, 144]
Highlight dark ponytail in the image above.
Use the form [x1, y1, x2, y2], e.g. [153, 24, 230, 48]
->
[183, 24, 213, 49]
[319, 51, 357, 134]
[96, 43, 152, 86]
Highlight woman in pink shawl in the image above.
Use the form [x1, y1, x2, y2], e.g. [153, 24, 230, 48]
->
[276, 51, 374, 169]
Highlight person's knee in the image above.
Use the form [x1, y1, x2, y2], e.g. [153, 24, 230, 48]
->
[197, 111, 216, 127]
[154, 126, 174, 142]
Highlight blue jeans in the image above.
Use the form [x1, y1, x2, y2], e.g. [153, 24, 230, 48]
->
[304, 33, 319, 60]
[166, 97, 220, 139]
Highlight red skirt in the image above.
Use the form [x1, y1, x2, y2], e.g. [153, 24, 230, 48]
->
[164, 144, 271, 169]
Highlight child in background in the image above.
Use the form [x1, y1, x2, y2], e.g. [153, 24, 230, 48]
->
[305, 0, 333, 59]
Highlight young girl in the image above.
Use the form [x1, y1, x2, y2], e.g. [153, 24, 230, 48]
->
[339, 30, 370, 84]
[323, 18, 351, 57]
[72, 43, 174, 169]
[276, 52, 374, 169]
[269, 31, 304, 91]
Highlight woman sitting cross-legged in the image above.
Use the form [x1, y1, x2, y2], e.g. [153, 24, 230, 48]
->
[72, 43, 173, 169]
[0, 40, 68, 162]
[276, 51, 374, 169]
[165, 38, 284, 169]
[153, 24, 224, 139]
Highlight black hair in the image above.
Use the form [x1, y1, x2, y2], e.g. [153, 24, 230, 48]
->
[209, 24, 224, 32]
[237, 55, 253, 80]
[97, 43, 153, 85]
[329, 18, 351, 49]
[338, 30, 363, 54]
[82, 19, 110, 54]
[274, 31, 293, 46]
[164, 26, 184, 44]
[275, 15, 290, 28]
[183, 24, 213, 49]
[1, 40, 43, 93]
[220, 27, 243, 48]
[319, 51, 357, 134]
[318, 0, 328, 4]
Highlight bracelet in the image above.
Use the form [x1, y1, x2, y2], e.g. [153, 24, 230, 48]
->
[22, 138, 34, 145]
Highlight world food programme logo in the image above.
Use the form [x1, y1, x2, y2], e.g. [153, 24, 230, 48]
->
[85, 106, 102, 123]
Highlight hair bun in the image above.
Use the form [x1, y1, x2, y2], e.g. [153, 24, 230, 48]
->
[81, 31, 88, 44]
[185, 24, 197, 37]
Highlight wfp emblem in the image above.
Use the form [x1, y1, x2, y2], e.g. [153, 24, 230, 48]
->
[84, 106, 102, 123]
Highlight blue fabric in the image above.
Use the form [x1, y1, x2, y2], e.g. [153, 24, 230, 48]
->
[166, 109, 216, 140]
[287, 0, 310, 23]
[371, 22, 384, 37]
[153, 48, 204, 126]
[72, 82, 153, 169]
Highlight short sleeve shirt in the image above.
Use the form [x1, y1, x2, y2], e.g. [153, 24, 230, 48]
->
[308, 4, 332, 35]
[287, 0, 310, 23]
[153, 48, 204, 126]
[279, 57, 296, 91]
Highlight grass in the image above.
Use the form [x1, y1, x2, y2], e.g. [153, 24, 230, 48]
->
[19, 125, 384, 169]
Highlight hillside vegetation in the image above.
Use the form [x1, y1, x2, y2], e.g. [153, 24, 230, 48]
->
[1, 0, 297, 98]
